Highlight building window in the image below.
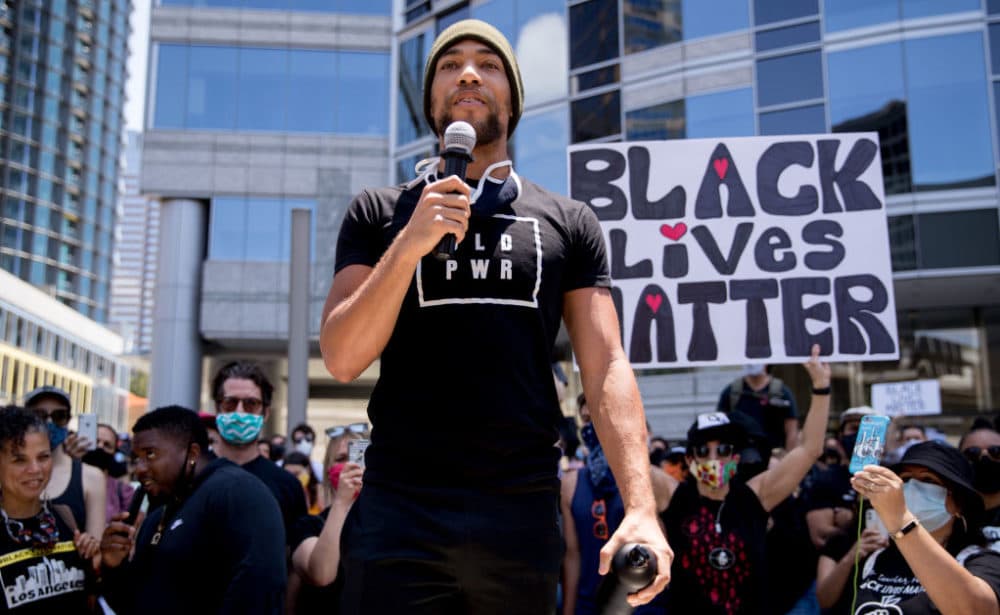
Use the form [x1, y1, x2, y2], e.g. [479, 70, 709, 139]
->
[513, 105, 569, 195]
[759, 104, 825, 135]
[828, 40, 911, 195]
[625, 99, 685, 141]
[756, 50, 823, 107]
[208, 197, 316, 262]
[755, 21, 820, 52]
[681, 0, 749, 41]
[623, 0, 681, 54]
[904, 32, 993, 191]
[571, 90, 621, 142]
[917, 209, 1000, 270]
[753, 0, 817, 26]
[569, 0, 619, 69]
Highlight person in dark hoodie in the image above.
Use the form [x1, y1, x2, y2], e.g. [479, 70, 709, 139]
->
[99, 405, 286, 615]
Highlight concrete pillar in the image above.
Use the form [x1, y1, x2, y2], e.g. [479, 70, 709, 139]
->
[149, 198, 206, 411]
[286, 208, 311, 432]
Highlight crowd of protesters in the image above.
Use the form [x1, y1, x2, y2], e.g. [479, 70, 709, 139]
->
[2, 351, 999, 614]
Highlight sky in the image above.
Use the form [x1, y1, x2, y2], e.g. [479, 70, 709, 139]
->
[125, 0, 151, 131]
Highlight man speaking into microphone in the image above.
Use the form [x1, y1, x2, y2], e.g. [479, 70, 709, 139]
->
[320, 19, 671, 614]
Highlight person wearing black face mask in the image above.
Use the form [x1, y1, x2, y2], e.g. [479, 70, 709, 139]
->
[82, 423, 136, 526]
[100, 405, 287, 615]
[960, 426, 1000, 550]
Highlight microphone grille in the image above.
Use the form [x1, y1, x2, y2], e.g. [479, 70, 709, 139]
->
[444, 121, 477, 154]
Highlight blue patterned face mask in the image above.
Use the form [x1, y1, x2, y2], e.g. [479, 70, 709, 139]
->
[215, 412, 264, 445]
[47, 423, 68, 449]
[902, 479, 952, 532]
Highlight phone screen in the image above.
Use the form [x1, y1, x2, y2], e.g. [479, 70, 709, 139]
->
[849, 415, 890, 474]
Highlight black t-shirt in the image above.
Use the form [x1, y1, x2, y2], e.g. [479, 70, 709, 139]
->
[801, 464, 857, 513]
[854, 543, 1000, 614]
[334, 175, 610, 490]
[818, 529, 857, 615]
[0, 512, 91, 613]
[983, 506, 1000, 551]
[660, 479, 769, 614]
[289, 508, 343, 615]
[242, 455, 307, 545]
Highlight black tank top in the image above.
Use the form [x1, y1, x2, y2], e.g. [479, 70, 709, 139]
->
[52, 459, 87, 531]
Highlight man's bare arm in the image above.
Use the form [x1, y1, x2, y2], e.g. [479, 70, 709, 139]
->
[320, 178, 471, 381]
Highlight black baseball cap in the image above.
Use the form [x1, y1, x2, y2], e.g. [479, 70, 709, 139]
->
[892, 441, 983, 520]
[687, 412, 746, 448]
[23, 386, 72, 409]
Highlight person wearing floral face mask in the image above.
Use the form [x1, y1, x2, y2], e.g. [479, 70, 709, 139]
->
[960, 426, 1000, 552]
[657, 344, 831, 614]
[210, 361, 306, 547]
[850, 440, 1000, 614]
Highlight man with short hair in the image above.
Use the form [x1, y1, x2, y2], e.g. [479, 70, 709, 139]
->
[23, 385, 106, 539]
[320, 18, 670, 614]
[210, 361, 306, 544]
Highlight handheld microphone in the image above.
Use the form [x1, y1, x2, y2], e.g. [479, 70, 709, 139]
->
[595, 544, 658, 615]
[126, 485, 146, 527]
[433, 121, 476, 261]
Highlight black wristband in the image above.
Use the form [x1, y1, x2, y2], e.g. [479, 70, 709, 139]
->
[890, 518, 919, 540]
[811, 385, 831, 395]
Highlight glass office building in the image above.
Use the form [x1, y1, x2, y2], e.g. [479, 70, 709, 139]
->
[395, 1, 1000, 434]
[0, 0, 131, 324]
[142, 0, 392, 422]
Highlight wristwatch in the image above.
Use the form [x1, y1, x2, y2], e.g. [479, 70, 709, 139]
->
[890, 518, 919, 541]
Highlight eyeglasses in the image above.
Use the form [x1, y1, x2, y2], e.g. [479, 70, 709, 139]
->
[217, 397, 264, 413]
[592, 499, 609, 540]
[963, 445, 1000, 462]
[325, 423, 368, 439]
[293, 434, 314, 444]
[31, 407, 71, 426]
[694, 443, 735, 458]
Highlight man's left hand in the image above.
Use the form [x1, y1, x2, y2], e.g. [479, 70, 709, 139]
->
[598, 510, 672, 606]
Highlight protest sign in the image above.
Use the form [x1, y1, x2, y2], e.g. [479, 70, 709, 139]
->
[871, 380, 942, 416]
[568, 134, 899, 367]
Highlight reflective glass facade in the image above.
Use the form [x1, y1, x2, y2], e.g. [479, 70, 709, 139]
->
[159, 0, 390, 13]
[393, 1, 1000, 422]
[152, 44, 389, 135]
[208, 197, 315, 262]
[0, 0, 130, 323]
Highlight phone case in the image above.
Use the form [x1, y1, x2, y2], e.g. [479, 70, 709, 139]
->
[77, 414, 97, 450]
[849, 415, 890, 474]
[865, 508, 888, 538]
[348, 439, 370, 468]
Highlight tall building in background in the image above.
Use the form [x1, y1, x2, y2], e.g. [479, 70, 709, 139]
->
[143, 0, 392, 432]
[110, 130, 158, 355]
[0, 0, 132, 323]
[395, 1, 1000, 436]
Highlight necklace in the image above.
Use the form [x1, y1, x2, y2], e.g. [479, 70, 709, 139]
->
[1, 500, 60, 548]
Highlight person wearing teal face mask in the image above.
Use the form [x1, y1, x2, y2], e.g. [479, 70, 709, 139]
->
[850, 441, 1000, 614]
[210, 361, 306, 549]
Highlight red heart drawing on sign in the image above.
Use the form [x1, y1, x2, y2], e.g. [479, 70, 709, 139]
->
[660, 223, 687, 241]
[713, 158, 729, 179]
[645, 294, 663, 313]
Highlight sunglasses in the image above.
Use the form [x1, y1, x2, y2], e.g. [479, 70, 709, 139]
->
[963, 445, 1000, 462]
[217, 396, 264, 413]
[325, 422, 368, 439]
[32, 408, 71, 426]
[693, 443, 735, 458]
[592, 499, 609, 541]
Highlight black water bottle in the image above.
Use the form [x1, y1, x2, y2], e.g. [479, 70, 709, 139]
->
[595, 544, 658, 615]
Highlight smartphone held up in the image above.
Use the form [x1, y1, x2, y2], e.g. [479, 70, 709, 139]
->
[849, 415, 891, 474]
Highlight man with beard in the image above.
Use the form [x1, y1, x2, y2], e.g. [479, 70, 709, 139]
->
[210, 361, 306, 545]
[320, 18, 670, 615]
[959, 425, 1000, 550]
